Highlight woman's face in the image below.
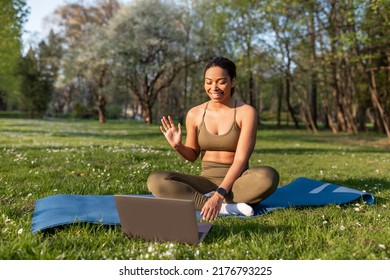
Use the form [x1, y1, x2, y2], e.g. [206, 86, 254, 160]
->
[204, 66, 235, 103]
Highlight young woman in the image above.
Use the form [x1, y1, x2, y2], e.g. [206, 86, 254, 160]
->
[147, 57, 279, 221]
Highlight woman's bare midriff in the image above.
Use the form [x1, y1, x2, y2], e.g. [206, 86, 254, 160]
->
[201, 150, 235, 164]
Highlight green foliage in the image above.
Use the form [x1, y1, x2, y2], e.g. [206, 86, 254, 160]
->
[0, 0, 28, 109]
[4, 0, 387, 135]
[106, 104, 124, 119]
[0, 119, 389, 259]
[18, 48, 52, 118]
[71, 102, 98, 119]
[107, 0, 190, 123]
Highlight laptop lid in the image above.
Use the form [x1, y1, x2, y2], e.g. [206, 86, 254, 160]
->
[114, 195, 212, 245]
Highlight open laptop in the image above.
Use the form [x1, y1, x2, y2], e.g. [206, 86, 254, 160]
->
[114, 195, 212, 245]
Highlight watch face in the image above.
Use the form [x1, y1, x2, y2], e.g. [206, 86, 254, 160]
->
[217, 188, 226, 197]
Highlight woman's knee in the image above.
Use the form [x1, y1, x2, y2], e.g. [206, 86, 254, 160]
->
[262, 166, 280, 188]
[147, 171, 170, 195]
[251, 166, 280, 190]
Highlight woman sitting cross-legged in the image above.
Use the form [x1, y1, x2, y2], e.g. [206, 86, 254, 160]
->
[147, 57, 279, 221]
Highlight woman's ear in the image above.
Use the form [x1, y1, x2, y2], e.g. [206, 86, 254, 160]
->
[231, 78, 236, 88]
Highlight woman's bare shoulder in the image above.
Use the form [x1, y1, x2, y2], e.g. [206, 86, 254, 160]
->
[236, 100, 257, 126]
[186, 102, 208, 125]
[186, 102, 208, 117]
[236, 100, 256, 114]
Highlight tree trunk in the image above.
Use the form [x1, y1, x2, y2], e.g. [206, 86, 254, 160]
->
[97, 94, 106, 124]
[143, 103, 152, 124]
[277, 77, 283, 127]
[285, 71, 300, 129]
[95, 69, 107, 124]
[0, 90, 7, 110]
[248, 74, 255, 108]
[368, 69, 390, 138]
[309, 4, 318, 129]
[293, 81, 317, 133]
[329, 1, 359, 134]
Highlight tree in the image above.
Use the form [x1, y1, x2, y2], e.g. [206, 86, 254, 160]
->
[224, 0, 268, 110]
[52, 0, 120, 123]
[0, 0, 28, 110]
[19, 48, 52, 117]
[36, 30, 63, 116]
[264, 0, 302, 128]
[108, 0, 188, 124]
[19, 0, 388, 137]
[358, 0, 390, 137]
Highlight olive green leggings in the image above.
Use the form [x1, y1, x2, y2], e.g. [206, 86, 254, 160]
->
[147, 161, 279, 210]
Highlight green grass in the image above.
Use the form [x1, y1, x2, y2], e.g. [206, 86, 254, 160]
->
[0, 118, 389, 260]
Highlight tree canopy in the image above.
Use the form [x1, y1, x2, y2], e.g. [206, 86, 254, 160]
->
[0, 0, 28, 110]
[2, 0, 389, 138]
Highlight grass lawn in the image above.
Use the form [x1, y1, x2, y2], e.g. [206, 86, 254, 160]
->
[0, 118, 389, 260]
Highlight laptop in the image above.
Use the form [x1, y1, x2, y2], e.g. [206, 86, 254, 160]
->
[114, 195, 212, 245]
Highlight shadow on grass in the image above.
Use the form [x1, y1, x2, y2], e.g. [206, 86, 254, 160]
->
[7, 144, 172, 155]
[253, 146, 389, 155]
[1, 128, 163, 141]
[37, 220, 288, 249]
[52, 131, 163, 140]
[330, 177, 389, 207]
[203, 218, 290, 245]
[320, 177, 390, 191]
[37, 223, 121, 238]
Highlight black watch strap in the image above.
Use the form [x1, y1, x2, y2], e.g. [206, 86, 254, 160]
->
[216, 187, 227, 198]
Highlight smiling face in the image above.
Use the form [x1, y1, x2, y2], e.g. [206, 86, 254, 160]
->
[204, 66, 236, 103]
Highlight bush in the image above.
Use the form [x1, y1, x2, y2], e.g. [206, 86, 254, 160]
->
[106, 104, 124, 119]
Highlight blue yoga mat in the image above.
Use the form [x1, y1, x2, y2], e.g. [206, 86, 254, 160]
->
[31, 177, 375, 233]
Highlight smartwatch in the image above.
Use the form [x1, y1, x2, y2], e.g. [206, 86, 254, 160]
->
[216, 187, 227, 198]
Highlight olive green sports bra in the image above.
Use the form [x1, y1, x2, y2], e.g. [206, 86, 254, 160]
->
[197, 101, 241, 152]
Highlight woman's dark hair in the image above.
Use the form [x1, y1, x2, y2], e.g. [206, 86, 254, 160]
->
[204, 57, 236, 96]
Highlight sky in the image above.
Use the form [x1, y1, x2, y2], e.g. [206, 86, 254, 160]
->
[23, 0, 68, 49]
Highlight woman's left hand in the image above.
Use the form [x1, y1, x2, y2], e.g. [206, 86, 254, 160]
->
[201, 193, 223, 221]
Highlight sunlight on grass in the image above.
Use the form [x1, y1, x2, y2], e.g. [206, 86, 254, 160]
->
[0, 118, 389, 260]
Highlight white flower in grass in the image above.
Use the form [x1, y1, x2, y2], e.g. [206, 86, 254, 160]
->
[378, 244, 386, 250]
[160, 251, 172, 258]
[18, 228, 23, 235]
[3, 215, 11, 224]
[339, 225, 345, 231]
